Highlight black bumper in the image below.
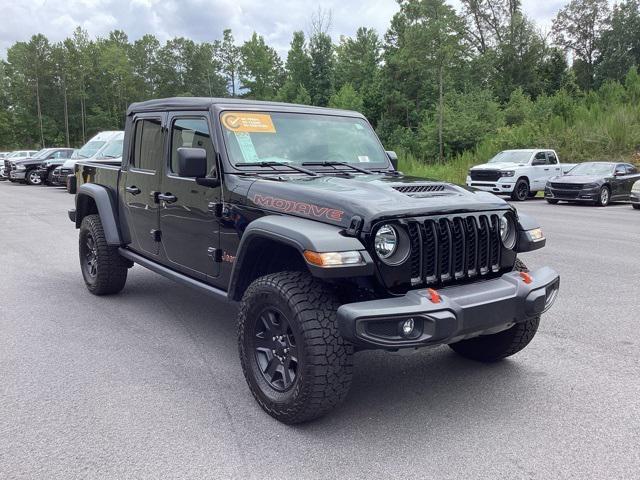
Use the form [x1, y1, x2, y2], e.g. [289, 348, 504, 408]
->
[545, 186, 599, 202]
[337, 267, 560, 349]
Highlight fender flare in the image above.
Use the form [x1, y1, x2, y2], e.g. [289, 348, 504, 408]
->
[516, 212, 545, 252]
[75, 183, 122, 245]
[228, 215, 373, 301]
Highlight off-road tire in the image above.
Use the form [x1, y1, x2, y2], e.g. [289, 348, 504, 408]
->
[238, 271, 354, 424]
[25, 170, 42, 185]
[448, 259, 540, 362]
[510, 179, 530, 201]
[596, 186, 610, 206]
[79, 214, 128, 295]
[546, 199, 559, 205]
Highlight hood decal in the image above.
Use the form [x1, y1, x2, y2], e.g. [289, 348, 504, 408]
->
[253, 194, 344, 222]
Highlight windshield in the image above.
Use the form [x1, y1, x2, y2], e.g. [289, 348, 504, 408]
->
[221, 112, 389, 168]
[488, 151, 533, 164]
[77, 141, 106, 159]
[567, 162, 614, 176]
[31, 149, 52, 159]
[96, 140, 123, 159]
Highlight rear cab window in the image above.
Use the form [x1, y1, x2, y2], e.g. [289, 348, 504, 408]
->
[132, 118, 163, 171]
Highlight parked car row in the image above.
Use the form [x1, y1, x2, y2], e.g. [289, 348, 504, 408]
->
[467, 149, 640, 209]
[0, 131, 123, 191]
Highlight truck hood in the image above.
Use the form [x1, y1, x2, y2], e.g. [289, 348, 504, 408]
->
[470, 162, 525, 171]
[245, 173, 511, 231]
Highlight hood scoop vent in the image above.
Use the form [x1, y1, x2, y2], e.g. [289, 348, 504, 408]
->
[392, 184, 453, 197]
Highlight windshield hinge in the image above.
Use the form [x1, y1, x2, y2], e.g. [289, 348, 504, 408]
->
[344, 215, 364, 237]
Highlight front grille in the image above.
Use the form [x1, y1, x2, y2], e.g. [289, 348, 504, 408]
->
[470, 170, 501, 182]
[393, 184, 446, 194]
[408, 213, 502, 286]
[551, 183, 583, 190]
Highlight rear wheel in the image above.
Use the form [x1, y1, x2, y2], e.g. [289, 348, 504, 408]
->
[546, 199, 559, 204]
[510, 179, 530, 201]
[25, 170, 42, 185]
[448, 259, 540, 362]
[238, 271, 353, 424]
[79, 214, 128, 295]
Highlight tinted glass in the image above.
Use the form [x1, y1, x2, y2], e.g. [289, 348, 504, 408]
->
[547, 152, 558, 164]
[625, 164, 637, 174]
[170, 118, 215, 175]
[133, 119, 163, 171]
[221, 112, 388, 167]
[568, 163, 614, 175]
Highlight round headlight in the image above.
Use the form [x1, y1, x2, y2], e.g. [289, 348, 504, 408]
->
[374, 224, 398, 259]
[499, 214, 516, 249]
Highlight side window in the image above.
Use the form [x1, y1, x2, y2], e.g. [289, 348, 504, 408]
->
[625, 164, 637, 175]
[533, 152, 548, 166]
[547, 152, 558, 164]
[170, 117, 215, 175]
[132, 119, 163, 171]
[614, 164, 626, 176]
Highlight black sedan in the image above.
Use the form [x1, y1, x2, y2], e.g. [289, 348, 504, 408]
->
[545, 162, 640, 206]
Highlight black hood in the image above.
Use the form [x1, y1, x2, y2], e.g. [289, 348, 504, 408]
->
[550, 174, 606, 184]
[244, 173, 511, 232]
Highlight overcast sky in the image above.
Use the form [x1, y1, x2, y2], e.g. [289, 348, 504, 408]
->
[0, 0, 587, 58]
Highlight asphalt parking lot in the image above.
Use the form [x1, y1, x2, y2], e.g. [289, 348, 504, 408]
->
[1, 181, 639, 480]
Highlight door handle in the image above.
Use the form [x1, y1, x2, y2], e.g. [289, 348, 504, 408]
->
[157, 193, 177, 203]
[126, 186, 141, 195]
[544, 168, 550, 171]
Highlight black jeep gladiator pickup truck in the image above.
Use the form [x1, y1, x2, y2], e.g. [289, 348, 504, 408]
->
[69, 98, 560, 423]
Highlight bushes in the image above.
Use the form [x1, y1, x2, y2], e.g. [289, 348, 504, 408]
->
[398, 66, 640, 184]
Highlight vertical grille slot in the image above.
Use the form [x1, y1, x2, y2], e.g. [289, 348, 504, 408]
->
[489, 215, 501, 271]
[407, 222, 422, 282]
[477, 216, 490, 274]
[465, 217, 478, 277]
[422, 220, 438, 284]
[437, 218, 452, 282]
[451, 217, 466, 279]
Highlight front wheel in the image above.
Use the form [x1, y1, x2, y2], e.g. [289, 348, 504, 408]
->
[546, 199, 559, 204]
[510, 179, 530, 201]
[238, 271, 354, 424]
[79, 214, 128, 295]
[448, 259, 540, 362]
[25, 170, 42, 185]
[596, 186, 610, 206]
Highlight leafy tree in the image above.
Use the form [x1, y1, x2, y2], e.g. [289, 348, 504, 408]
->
[553, 0, 610, 90]
[595, 0, 640, 84]
[218, 29, 242, 97]
[239, 32, 284, 100]
[308, 31, 334, 106]
[328, 83, 364, 111]
[285, 31, 312, 92]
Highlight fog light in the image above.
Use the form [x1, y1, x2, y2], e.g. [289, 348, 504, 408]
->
[401, 318, 415, 337]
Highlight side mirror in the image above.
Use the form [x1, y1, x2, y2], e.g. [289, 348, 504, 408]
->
[386, 150, 398, 170]
[177, 147, 207, 178]
[614, 170, 626, 177]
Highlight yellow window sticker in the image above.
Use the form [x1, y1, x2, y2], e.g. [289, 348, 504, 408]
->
[221, 112, 276, 133]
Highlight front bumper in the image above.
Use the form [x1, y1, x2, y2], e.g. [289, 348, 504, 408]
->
[630, 192, 639, 205]
[337, 267, 559, 349]
[545, 186, 599, 202]
[9, 170, 26, 180]
[466, 176, 515, 193]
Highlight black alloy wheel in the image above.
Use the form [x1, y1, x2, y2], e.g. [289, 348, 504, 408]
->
[511, 179, 530, 201]
[251, 307, 299, 391]
[82, 232, 99, 279]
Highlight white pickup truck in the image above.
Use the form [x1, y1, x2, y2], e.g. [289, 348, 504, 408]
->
[466, 149, 576, 201]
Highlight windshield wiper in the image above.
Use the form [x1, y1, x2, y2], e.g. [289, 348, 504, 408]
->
[235, 161, 319, 177]
[301, 161, 374, 174]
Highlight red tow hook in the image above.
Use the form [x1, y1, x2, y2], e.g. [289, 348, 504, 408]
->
[427, 288, 441, 304]
[519, 272, 533, 284]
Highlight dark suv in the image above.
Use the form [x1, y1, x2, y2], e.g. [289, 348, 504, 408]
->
[68, 98, 560, 423]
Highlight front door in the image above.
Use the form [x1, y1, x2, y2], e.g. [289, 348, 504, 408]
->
[158, 113, 221, 280]
[121, 114, 165, 257]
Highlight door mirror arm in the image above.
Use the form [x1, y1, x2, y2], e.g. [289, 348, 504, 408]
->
[196, 177, 221, 188]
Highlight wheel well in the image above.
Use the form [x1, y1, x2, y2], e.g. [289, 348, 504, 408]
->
[231, 238, 308, 301]
[75, 194, 98, 228]
[517, 176, 530, 185]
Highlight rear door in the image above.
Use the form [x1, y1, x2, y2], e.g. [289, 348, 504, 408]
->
[121, 114, 165, 257]
[158, 112, 221, 279]
[612, 164, 627, 199]
[530, 151, 550, 190]
[547, 151, 561, 176]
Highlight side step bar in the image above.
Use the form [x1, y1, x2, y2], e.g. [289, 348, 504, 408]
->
[118, 248, 230, 302]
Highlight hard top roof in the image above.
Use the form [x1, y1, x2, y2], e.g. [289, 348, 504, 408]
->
[127, 97, 363, 118]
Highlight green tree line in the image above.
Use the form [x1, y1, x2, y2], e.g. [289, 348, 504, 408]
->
[1, 0, 639, 180]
